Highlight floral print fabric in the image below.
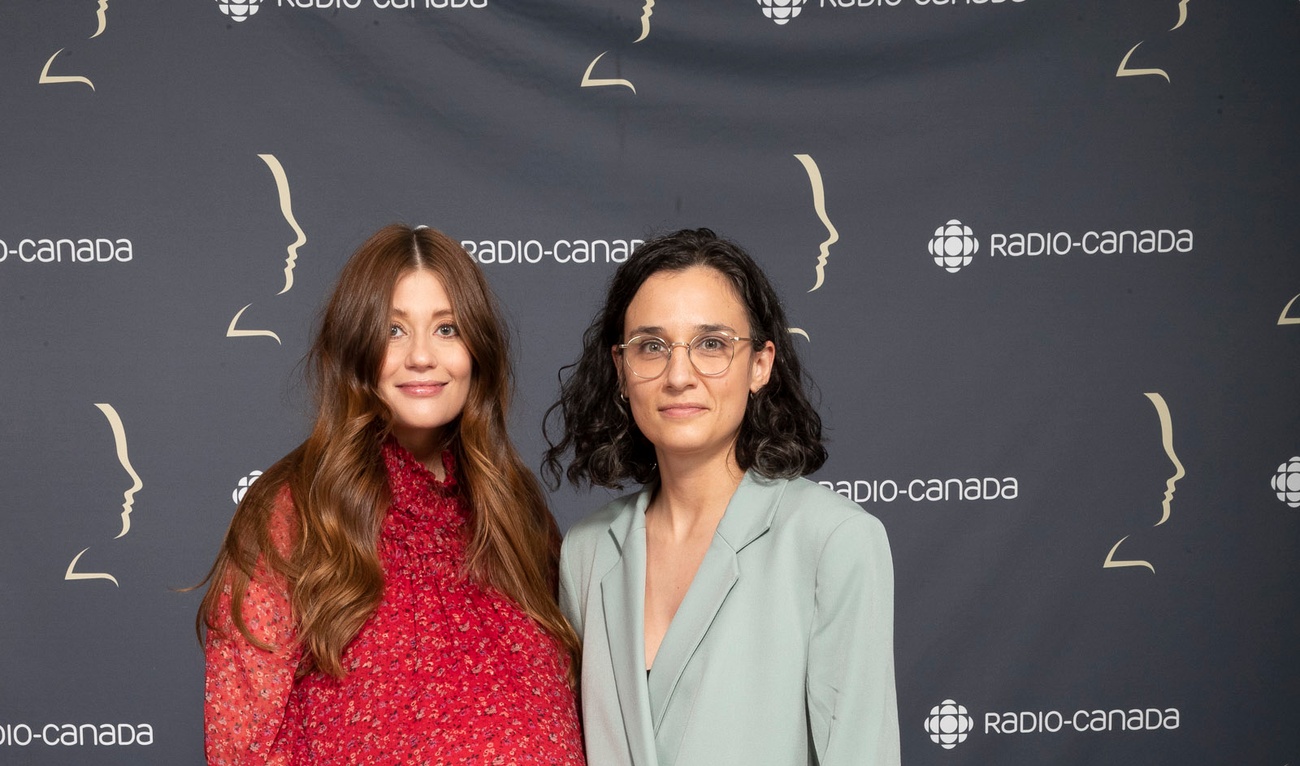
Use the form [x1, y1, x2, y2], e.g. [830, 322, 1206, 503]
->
[204, 441, 583, 765]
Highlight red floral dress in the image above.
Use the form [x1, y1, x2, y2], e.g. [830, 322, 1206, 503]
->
[204, 442, 584, 765]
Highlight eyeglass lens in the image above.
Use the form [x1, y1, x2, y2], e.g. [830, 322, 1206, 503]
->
[625, 335, 736, 378]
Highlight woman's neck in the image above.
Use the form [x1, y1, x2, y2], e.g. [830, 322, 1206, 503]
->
[649, 449, 745, 540]
[391, 428, 447, 480]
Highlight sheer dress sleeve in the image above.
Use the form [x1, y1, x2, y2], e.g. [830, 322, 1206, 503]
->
[204, 488, 301, 766]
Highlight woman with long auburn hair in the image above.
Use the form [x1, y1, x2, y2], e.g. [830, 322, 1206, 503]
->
[199, 224, 583, 765]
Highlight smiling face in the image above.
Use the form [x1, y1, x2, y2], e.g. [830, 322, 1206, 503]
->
[378, 268, 473, 457]
[617, 266, 774, 470]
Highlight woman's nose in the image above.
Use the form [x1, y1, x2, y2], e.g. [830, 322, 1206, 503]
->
[663, 344, 696, 387]
[406, 334, 438, 369]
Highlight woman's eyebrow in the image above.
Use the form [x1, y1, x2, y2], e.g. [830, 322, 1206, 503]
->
[389, 307, 455, 319]
[626, 322, 736, 337]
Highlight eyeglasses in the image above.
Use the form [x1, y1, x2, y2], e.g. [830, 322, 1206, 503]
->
[617, 333, 754, 379]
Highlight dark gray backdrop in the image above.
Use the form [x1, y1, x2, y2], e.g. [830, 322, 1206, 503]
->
[1, 0, 1297, 763]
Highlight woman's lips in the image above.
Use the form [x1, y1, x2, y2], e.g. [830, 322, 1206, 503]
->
[397, 381, 447, 396]
[658, 404, 707, 418]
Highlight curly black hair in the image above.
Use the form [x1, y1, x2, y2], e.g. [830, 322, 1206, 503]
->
[543, 228, 826, 490]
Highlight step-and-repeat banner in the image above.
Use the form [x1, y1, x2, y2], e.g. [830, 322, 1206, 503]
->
[1, 1, 1297, 763]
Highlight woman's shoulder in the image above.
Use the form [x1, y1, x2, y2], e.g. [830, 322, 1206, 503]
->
[773, 475, 889, 548]
[268, 484, 297, 542]
[239, 480, 299, 560]
[233, 449, 305, 552]
[559, 487, 646, 568]
[563, 489, 639, 540]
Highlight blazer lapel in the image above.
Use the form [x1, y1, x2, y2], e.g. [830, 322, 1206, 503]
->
[646, 472, 785, 734]
[600, 487, 657, 766]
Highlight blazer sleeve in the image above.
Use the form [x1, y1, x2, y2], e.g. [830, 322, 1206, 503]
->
[203, 490, 300, 766]
[805, 511, 901, 766]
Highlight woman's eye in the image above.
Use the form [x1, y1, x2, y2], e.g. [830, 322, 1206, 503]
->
[435, 323, 459, 337]
[639, 339, 666, 355]
[697, 336, 725, 352]
[389, 324, 405, 338]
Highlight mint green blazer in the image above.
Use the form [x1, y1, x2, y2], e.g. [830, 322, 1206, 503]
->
[559, 471, 900, 766]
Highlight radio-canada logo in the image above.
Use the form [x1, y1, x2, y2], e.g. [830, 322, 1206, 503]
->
[925, 699, 975, 750]
[216, 0, 261, 22]
[1271, 456, 1300, 508]
[232, 470, 263, 504]
[929, 219, 979, 273]
[757, 0, 807, 25]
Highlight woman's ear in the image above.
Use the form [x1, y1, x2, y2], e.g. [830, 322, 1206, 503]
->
[750, 340, 775, 393]
[611, 345, 627, 398]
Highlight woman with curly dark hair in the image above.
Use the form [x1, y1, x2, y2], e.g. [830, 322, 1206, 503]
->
[545, 228, 900, 766]
[199, 224, 583, 765]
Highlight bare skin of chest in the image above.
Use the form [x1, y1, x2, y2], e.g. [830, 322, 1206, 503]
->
[643, 522, 717, 671]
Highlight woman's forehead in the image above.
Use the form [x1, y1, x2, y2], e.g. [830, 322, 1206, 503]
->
[626, 267, 746, 325]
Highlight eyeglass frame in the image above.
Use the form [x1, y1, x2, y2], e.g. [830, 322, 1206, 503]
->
[615, 333, 757, 380]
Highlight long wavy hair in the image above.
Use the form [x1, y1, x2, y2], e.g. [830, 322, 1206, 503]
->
[543, 227, 827, 490]
[199, 224, 579, 679]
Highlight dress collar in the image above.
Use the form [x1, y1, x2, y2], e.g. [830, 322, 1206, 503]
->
[382, 438, 458, 513]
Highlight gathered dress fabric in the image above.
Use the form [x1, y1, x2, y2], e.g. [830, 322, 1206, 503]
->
[204, 441, 584, 766]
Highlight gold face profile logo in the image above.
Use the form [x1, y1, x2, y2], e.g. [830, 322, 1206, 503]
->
[1102, 392, 1185, 573]
[226, 153, 308, 344]
[780, 154, 838, 342]
[65, 403, 142, 587]
[1115, 0, 1190, 82]
[39, 0, 110, 91]
[580, 0, 655, 93]
[794, 154, 839, 294]
[1277, 293, 1300, 326]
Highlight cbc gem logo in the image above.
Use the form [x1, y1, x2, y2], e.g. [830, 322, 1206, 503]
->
[757, 0, 807, 25]
[216, 0, 262, 22]
[928, 219, 979, 273]
[925, 699, 975, 750]
[232, 470, 263, 504]
[1272, 457, 1300, 508]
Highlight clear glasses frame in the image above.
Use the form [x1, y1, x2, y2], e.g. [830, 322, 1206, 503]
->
[617, 333, 755, 379]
